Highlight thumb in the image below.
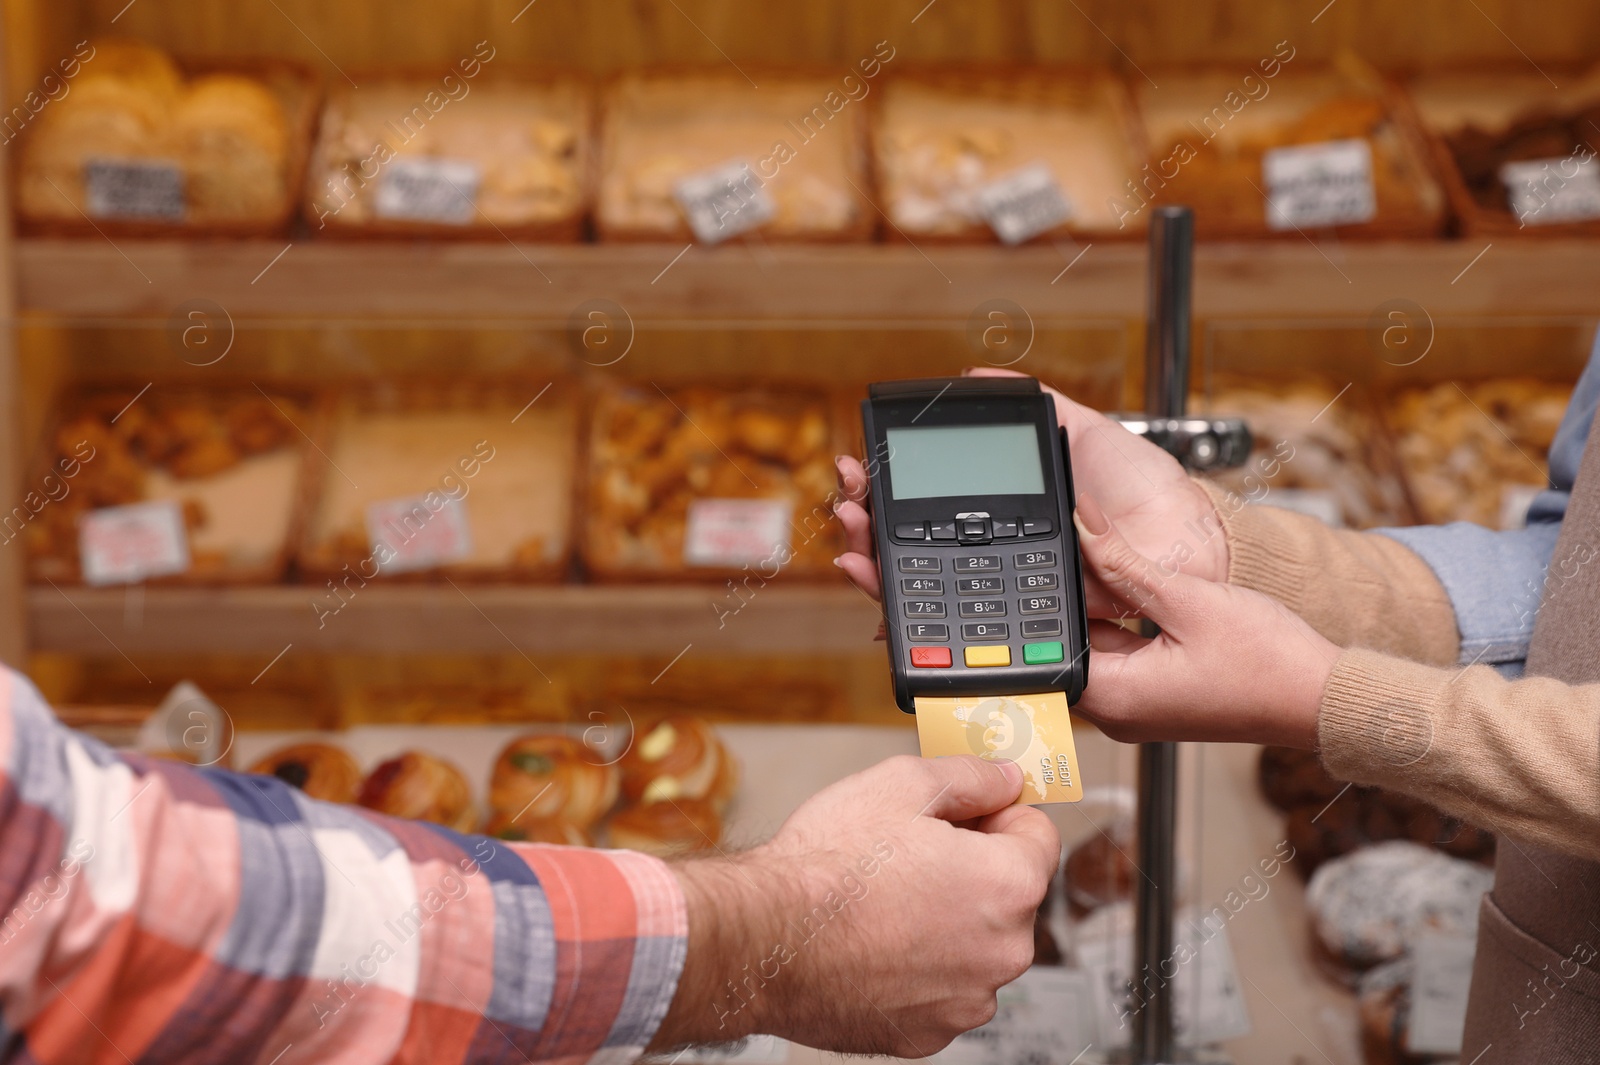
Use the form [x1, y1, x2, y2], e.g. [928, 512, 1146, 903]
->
[1073, 492, 1199, 629]
[918, 755, 1024, 822]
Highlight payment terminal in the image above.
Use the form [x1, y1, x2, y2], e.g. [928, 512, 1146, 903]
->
[861, 376, 1089, 714]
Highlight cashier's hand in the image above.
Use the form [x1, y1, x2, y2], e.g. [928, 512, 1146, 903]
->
[834, 368, 1227, 618]
[653, 754, 1059, 1058]
[1073, 492, 1337, 748]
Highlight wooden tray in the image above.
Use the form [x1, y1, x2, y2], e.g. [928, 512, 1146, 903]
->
[872, 66, 1149, 243]
[594, 66, 877, 244]
[305, 66, 595, 242]
[1130, 61, 1447, 241]
[1401, 64, 1600, 240]
[580, 380, 849, 582]
[296, 377, 579, 583]
[23, 382, 319, 586]
[14, 56, 320, 240]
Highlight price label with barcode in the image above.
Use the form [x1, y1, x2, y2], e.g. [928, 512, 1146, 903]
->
[366, 495, 474, 573]
[1409, 934, 1476, 1055]
[84, 159, 186, 220]
[374, 158, 482, 224]
[673, 159, 776, 244]
[684, 499, 791, 567]
[1501, 156, 1600, 225]
[975, 163, 1073, 245]
[79, 500, 191, 585]
[1263, 138, 1376, 229]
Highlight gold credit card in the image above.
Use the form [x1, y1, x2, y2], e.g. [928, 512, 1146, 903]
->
[913, 691, 1083, 805]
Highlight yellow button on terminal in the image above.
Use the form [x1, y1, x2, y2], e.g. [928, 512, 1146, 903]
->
[963, 645, 1011, 668]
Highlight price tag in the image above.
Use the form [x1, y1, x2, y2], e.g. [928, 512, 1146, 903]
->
[1409, 934, 1476, 1054]
[975, 163, 1073, 245]
[673, 159, 777, 244]
[1500, 156, 1600, 225]
[683, 499, 791, 567]
[84, 159, 186, 220]
[79, 500, 191, 585]
[1075, 904, 1252, 1048]
[366, 495, 474, 573]
[1263, 138, 1377, 230]
[934, 967, 1099, 1065]
[374, 157, 481, 224]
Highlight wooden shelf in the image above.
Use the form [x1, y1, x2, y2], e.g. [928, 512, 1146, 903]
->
[28, 582, 883, 657]
[18, 238, 1600, 324]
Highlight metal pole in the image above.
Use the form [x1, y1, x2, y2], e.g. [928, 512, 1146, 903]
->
[1130, 206, 1193, 1065]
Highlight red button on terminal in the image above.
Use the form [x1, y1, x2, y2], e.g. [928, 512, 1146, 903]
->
[910, 646, 952, 668]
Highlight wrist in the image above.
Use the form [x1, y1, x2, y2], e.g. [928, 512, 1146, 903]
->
[654, 850, 799, 1049]
[1188, 476, 1232, 583]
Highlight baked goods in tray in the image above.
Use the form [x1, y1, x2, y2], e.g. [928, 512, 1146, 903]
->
[249, 742, 363, 803]
[300, 380, 577, 580]
[874, 70, 1143, 240]
[16, 38, 311, 232]
[597, 71, 870, 241]
[1388, 378, 1571, 528]
[1264, 747, 1494, 875]
[618, 717, 739, 812]
[608, 798, 721, 858]
[1195, 381, 1410, 528]
[583, 384, 842, 579]
[1408, 67, 1600, 234]
[488, 734, 620, 829]
[26, 387, 310, 584]
[308, 73, 591, 237]
[1134, 66, 1444, 238]
[1305, 841, 1491, 985]
[358, 751, 478, 832]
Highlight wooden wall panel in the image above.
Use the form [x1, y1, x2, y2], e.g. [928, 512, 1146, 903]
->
[56, 0, 1600, 73]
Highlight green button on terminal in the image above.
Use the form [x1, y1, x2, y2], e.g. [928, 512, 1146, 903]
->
[1023, 641, 1064, 665]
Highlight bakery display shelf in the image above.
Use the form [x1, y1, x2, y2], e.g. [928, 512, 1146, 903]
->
[27, 582, 883, 656]
[18, 238, 1600, 324]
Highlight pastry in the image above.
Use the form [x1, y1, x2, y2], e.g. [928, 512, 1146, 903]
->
[597, 72, 868, 240]
[172, 74, 290, 221]
[358, 751, 478, 832]
[875, 72, 1141, 238]
[17, 38, 293, 226]
[302, 381, 576, 579]
[483, 812, 594, 847]
[1389, 378, 1572, 527]
[618, 716, 738, 812]
[309, 77, 590, 230]
[489, 734, 620, 829]
[607, 798, 721, 858]
[249, 742, 362, 804]
[1305, 841, 1492, 985]
[585, 385, 840, 578]
[1063, 820, 1137, 917]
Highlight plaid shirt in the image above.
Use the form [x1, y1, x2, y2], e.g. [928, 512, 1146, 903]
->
[0, 669, 687, 1063]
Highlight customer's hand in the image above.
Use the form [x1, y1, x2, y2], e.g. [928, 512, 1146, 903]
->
[654, 753, 1060, 1057]
[1072, 492, 1338, 748]
[834, 368, 1226, 617]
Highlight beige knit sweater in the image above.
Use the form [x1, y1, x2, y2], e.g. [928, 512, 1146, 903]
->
[1202, 482, 1600, 862]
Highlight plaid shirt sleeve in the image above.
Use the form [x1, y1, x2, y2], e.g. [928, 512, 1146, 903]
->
[0, 668, 688, 1064]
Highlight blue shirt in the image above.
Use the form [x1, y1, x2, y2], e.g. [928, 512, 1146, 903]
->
[1379, 330, 1600, 677]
